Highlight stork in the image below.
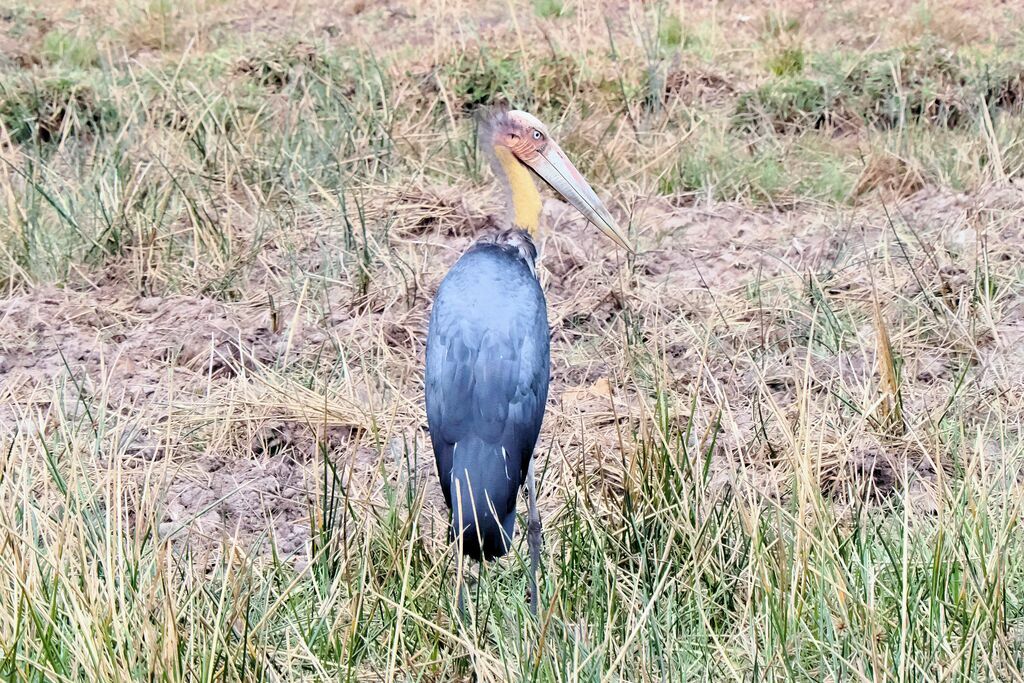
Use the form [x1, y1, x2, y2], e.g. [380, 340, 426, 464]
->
[425, 107, 630, 615]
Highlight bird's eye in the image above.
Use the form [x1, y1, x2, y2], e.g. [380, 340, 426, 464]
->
[532, 130, 543, 140]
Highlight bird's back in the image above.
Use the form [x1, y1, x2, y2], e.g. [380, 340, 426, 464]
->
[425, 232, 550, 560]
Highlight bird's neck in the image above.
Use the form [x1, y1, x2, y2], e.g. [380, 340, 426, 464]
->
[493, 145, 541, 235]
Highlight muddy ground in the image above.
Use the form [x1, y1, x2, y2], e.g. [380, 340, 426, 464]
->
[3, 180, 1022, 559]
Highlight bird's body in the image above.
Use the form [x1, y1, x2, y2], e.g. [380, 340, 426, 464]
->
[424, 107, 630, 615]
[426, 231, 549, 561]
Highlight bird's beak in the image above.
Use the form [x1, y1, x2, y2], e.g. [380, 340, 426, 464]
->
[524, 142, 633, 252]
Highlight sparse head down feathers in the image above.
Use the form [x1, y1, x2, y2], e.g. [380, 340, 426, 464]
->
[477, 106, 633, 250]
[482, 107, 551, 167]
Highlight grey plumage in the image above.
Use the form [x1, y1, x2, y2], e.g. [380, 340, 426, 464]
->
[425, 230, 549, 561]
[426, 109, 625, 615]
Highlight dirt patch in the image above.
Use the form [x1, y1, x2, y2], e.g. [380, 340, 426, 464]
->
[0, 285, 334, 558]
[663, 62, 737, 106]
[0, 287, 302, 422]
[3, 181, 1022, 556]
[0, 8, 49, 69]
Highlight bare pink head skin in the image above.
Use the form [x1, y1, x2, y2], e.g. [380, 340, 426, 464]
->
[483, 108, 632, 251]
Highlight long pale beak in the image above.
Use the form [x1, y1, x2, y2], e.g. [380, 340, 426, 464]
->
[524, 142, 633, 252]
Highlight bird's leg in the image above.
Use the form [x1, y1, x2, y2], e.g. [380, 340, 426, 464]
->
[453, 542, 468, 621]
[451, 499, 468, 623]
[526, 456, 542, 615]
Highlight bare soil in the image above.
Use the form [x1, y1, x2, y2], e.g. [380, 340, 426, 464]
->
[4, 181, 1021, 557]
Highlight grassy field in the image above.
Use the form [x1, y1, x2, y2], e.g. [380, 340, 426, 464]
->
[2, 0, 1024, 680]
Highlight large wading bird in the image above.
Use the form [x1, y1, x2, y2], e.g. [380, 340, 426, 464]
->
[425, 108, 630, 614]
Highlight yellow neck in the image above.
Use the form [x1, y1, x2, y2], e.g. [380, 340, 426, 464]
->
[494, 145, 541, 235]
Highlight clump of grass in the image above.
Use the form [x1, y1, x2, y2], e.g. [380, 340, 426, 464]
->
[658, 14, 683, 51]
[118, 0, 179, 51]
[532, 0, 572, 19]
[40, 29, 100, 69]
[440, 50, 586, 115]
[733, 76, 832, 133]
[766, 45, 805, 76]
[872, 292, 905, 434]
[0, 71, 119, 144]
[236, 41, 334, 90]
[734, 43, 1024, 134]
[659, 124, 858, 204]
[442, 52, 526, 110]
[762, 11, 801, 38]
[660, 136, 786, 202]
[837, 45, 1024, 129]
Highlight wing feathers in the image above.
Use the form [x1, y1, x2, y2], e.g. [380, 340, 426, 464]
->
[426, 245, 549, 508]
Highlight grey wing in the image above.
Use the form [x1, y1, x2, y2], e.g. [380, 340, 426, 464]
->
[501, 312, 549, 485]
[424, 313, 467, 509]
[425, 285, 549, 506]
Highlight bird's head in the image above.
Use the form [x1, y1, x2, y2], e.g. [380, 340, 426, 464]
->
[483, 108, 632, 252]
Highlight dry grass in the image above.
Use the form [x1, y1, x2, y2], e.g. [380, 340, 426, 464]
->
[2, 0, 1024, 680]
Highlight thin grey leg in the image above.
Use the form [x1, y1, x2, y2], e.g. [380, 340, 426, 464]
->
[453, 544, 466, 618]
[526, 457, 542, 615]
[452, 480, 468, 621]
